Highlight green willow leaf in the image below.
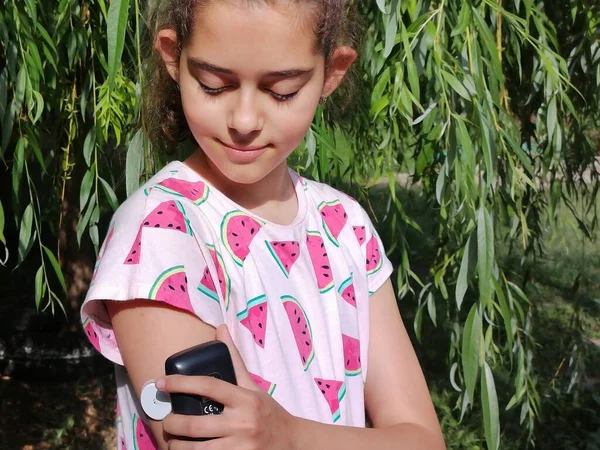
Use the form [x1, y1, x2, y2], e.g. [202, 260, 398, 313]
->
[34, 265, 44, 309]
[482, 362, 500, 450]
[42, 245, 67, 293]
[25, 0, 37, 23]
[0, 69, 7, 125]
[400, 23, 420, 101]
[452, 2, 471, 36]
[35, 22, 56, 52]
[18, 203, 34, 264]
[107, 0, 131, 89]
[80, 169, 94, 211]
[456, 233, 477, 311]
[547, 96, 558, 142]
[2, 66, 27, 152]
[0, 200, 5, 244]
[126, 129, 144, 197]
[494, 278, 514, 353]
[384, 12, 398, 58]
[462, 303, 482, 404]
[83, 128, 97, 167]
[100, 177, 119, 211]
[442, 71, 471, 100]
[426, 292, 437, 326]
[436, 162, 446, 204]
[477, 206, 495, 307]
[12, 136, 26, 199]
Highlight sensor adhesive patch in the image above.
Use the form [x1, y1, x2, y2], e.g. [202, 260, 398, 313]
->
[140, 380, 172, 421]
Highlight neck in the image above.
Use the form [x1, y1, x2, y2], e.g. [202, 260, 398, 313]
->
[185, 150, 294, 212]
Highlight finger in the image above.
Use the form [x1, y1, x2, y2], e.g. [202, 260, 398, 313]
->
[169, 436, 238, 450]
[163, 413, 234, 440]
[215, 324, 255, 389]
[156, 374, 247, 407]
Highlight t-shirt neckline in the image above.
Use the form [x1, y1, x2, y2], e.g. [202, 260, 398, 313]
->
[169, 160, 308, 229]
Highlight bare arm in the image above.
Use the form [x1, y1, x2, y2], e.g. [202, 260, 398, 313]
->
[289, 279, 446, 450]
[106, 300, 216, 450]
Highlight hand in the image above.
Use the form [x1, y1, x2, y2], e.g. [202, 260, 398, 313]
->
[156, 324, 298, 450]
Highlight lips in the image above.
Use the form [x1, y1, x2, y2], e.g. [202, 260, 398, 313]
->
[218, 140, 267, 152]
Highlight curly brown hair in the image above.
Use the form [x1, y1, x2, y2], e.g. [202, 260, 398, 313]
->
[141, 0, 361, 154]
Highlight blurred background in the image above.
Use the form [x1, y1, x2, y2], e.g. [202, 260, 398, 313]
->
[0, 0, 599, 449]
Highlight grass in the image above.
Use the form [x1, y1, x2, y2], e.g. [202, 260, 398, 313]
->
[1, 180, 599, 449]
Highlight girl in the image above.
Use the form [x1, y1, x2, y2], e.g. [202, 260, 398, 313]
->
[81, 1, 446, 449]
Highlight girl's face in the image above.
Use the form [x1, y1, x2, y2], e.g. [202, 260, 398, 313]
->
[157, 1, 355, 185]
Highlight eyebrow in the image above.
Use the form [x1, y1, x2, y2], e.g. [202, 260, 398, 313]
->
[187, 58, 313, 78]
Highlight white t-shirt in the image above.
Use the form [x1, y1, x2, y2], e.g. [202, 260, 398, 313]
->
[81, 161, 393, 449]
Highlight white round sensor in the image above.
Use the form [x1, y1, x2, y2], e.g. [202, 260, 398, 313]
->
[140, 381, 172, 421]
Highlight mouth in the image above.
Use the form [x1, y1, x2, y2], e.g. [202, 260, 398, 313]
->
[218, 140, 268, 152]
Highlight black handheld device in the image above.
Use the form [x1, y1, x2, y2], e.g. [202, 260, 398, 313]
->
[165, 340, 237, 441]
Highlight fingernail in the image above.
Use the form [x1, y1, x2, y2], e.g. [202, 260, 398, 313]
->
[155, 378, 166, 390]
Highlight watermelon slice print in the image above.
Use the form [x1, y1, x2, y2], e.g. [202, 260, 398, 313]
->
[342, 334, 362, 376]
[249, 373, 277, 396]
[306, 231, 334, 293]
[281, 295, 315, 371]
[133, 414, 158, 450]
[338, 275, 356, 307]
[237, 295, 268, 348]
[206, 244, 231, 310]
[92, 317, 118, 351]
[154, 178, 209, 205]
[265, 241, 300, 278]
[83, 318, 100, 353]
[124, 228, 143, 265]
[124, 200, 192, 265]
[148, 266, 193, 313]
[314, 378, 346, 423]
[366, 235, 383, 275]
[353, 226, 366, 245]
[298, 175, 308, 191]
[197, 266, 219, 303]
[318, 200, 348, 247]
[221, 211, 263, 266]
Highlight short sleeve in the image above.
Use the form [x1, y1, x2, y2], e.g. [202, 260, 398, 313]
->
[360, 208, 394, 295]
[81, 190, 224, 365]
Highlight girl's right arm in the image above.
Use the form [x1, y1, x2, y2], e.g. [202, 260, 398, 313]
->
[106, 299, 217, 450]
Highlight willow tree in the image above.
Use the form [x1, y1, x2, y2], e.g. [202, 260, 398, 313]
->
[1, 0, 598, 448]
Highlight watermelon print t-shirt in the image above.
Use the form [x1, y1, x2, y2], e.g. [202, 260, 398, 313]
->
[81, 160, 393, 450]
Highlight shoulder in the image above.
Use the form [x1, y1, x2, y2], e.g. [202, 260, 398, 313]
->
[113, 161, 211, 223]
[299, 173, 372, 227]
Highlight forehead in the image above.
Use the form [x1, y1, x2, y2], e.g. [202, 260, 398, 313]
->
[185, 1, 321, 73]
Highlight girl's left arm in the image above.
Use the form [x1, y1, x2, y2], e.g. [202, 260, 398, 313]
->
[288, 278, 446, 450]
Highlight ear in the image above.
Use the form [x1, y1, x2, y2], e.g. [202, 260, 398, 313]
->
[155, 29, 181, 83]
[321, 46, 357, 98]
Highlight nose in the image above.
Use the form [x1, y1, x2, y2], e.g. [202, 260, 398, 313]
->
[228, 90, 263, 136]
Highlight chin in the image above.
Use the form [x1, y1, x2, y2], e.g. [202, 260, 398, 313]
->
[212, 159, 281, 185]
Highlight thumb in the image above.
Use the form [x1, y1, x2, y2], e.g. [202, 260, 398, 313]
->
[216, 324, 255, 390]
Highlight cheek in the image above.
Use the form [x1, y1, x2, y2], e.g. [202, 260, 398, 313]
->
[180, 86, 222, 136]
[271, 106, 316, 149]
[269, 92, 321, 148]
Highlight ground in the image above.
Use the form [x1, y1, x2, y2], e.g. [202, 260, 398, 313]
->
[0, 373, 116, 450]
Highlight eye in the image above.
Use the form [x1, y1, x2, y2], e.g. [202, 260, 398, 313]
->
[199, 81, 229, 96]
[270, 90, 299, 102]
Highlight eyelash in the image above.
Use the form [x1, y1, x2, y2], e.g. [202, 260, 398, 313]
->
[198, 81, 298, 103]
